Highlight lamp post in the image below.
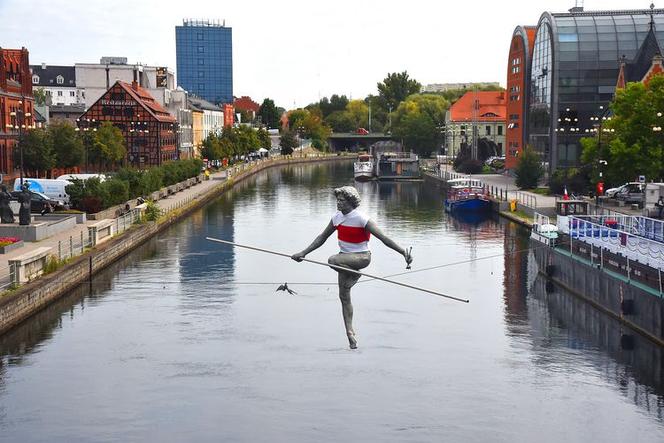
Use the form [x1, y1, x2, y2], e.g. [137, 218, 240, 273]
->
[75, 118, 97, 173]
[297, 125, 304, 157]
[10, 98, 32, 187]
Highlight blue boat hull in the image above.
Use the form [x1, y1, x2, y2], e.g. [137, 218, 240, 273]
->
[444, 198, 491, 213]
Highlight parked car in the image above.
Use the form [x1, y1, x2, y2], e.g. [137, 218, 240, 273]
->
[615, 183, 645, 204]
[605, 182, 642, 198]
[10, 190, 65, 214]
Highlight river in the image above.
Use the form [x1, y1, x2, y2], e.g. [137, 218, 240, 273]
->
[0, 161, 663, 442]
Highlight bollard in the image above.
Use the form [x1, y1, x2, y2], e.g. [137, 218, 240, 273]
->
[70, 236, 73, 258]
[81, 231, 84, 253]
[58, 241, 62, 260]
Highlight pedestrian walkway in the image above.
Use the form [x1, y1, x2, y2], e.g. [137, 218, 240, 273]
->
[0, 167, 232, 291]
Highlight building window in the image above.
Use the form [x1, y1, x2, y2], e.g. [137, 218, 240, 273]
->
[497, 125, 503, 136]
[197, 32, 203, 40]
[57, 91, 63, 96]
[45, 90, 52, 96]
[198, 71, 205, 78]
[197, 46, 204, 53]
[56, 75, 64, 85]
[70, 91, 75, 97]
[198, 59, 204, 65]
[486, 126, 491, 135]
[32, 75, 39, 84]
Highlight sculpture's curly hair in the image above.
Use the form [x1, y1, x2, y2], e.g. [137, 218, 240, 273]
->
[333, 186, 361, 208]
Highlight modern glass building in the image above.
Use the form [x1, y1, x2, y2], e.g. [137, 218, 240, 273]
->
[526, 8, 664, 172]
[175, 19, 233, 105]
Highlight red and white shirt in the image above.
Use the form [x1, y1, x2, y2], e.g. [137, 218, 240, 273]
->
[332, 209, 371, 253]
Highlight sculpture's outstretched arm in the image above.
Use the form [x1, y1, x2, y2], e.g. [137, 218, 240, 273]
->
[291, 221, 336, 261]
[365, 220, 413, 266]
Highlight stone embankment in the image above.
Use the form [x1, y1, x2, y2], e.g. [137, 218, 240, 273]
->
[0, 154, 352, 335]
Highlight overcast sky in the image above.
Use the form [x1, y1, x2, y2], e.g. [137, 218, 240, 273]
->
[0, 0, 649, 108]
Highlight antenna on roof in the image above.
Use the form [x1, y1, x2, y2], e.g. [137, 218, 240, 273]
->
[569, 0, 583, 13]
[650, 3, 656, 29]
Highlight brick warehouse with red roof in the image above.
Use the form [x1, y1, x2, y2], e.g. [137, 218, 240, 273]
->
[0, 47, 34, 182]
[505, 26, 536, 171]
[444, 91, 506, 159]
[78, 80, 177, 168]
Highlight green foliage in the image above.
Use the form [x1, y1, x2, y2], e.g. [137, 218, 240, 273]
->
[315, 94, 349, 118]
[515, 146, 544, 189]
[434, 84, 505, 104]
[49, 120, 84, 168]
[580, 74, 664, 185]
[33, 88, 48, 106]
[391, 94, 449, 157]
[280, 131, 298, 155]
[141, 167, 164, 194]
[92, 122, 126, 170]
[325, 111, 355, 132]
[143, 200, 161, 221]
[103, 179, 130, 207]
[548, 167, 591, 195]
[19, 128, 56, 173]
[377, 71, 421, 110]
[66, 159, 202, 212]
[256, 128, 271, 149]
[257, 98, 280, 129]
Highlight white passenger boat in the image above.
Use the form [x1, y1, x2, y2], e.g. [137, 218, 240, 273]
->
[354, 154, 374, 181]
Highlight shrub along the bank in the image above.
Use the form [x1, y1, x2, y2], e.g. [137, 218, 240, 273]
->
[67, 158, 204, 213]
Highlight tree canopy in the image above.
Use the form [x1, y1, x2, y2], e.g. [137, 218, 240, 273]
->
[580, 74, 664, 185]
[49, 120, 84, 168]
[391, 94, 450, 157]
[257, 98, 281, 129]
[377, 71, 422, 110]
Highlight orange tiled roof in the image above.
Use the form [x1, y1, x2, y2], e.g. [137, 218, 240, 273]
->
[117, 81, 176, 123]
[449, 91, 507, 122]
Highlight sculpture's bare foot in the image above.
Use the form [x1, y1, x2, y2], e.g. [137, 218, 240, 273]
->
[347, 332, 358, 349]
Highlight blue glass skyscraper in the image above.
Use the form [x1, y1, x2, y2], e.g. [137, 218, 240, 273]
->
[175, 19, 233, 105]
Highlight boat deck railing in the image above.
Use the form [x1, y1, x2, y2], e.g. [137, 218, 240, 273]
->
[570, 214, 664, 244]
[562, 215, 664, 271]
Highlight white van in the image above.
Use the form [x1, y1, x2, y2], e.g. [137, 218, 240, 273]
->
[56, 173, 106, 182]
[13, 178, 70, 204]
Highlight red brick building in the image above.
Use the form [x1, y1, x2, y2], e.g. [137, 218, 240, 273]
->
[78, 80, 177, 168]
[0, 47, 34, 181]
[505, 26, 536, 170]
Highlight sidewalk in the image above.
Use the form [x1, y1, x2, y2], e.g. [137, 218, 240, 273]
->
[0, 167, 231, 290]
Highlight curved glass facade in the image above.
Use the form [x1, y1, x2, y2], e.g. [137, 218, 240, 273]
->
[527, 10, 664, 171]
[528, 19, 553, 165]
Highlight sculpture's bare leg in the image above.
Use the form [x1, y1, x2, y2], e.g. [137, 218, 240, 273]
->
[328, 252, 371, 349]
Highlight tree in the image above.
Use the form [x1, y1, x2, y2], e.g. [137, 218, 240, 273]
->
[325, 110, 355, 132]
[256, 127, 271, 149]
[515, 146, 544, 189]
[258, 98, 280, 129]
[33, 88, 48, 106]
[18, 128, 56, 175]
[377, 71, 421, 109]
[93, 122, 126, 170]
[280, 130, 298, 155]
[391, 94, 450, 157]
[49, 120, 84, 168]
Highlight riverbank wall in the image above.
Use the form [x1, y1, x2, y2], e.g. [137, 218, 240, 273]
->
[0, 155, 353, 335]
[531, 240, 664, 346]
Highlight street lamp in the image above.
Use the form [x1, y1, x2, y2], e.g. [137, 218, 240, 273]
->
[75, 118, 98, 172]
[297, 125, 305, 157]
[10, 99, 33, 187]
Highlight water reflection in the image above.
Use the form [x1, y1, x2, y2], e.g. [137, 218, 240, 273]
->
[527, 263, 664, 421]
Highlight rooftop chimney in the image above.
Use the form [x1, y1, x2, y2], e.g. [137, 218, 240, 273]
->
[41, 62, 46, 69]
